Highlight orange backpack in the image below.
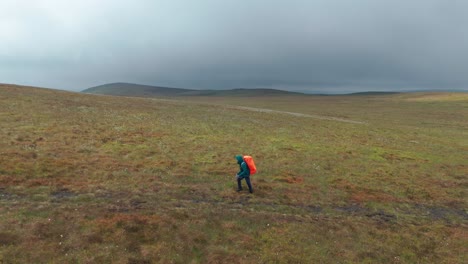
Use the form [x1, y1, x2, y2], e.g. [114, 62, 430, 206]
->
[243, 155, 257, 175]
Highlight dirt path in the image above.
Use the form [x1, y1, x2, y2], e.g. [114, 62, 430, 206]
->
[1, 188, 466, 225]
[228, 105, 367, 124]
[4, 188, 462, 224]
[89, 94, 367, 124]
[164, 197, 467, 224]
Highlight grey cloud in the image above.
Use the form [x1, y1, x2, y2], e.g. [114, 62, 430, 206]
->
[1, 0, 467, 92]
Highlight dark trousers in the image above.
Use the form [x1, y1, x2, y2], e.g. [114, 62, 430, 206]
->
[237, 176, 253, 192]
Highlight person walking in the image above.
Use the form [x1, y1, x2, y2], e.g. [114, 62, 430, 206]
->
[235, 155, 253, 193]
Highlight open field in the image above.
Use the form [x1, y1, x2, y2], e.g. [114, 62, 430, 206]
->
[1, 84, 467, 263]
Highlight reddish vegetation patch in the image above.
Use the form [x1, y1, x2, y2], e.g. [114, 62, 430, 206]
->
[333, 178, 399, 203]
[332, 178, 358, 190]
[0, 232, 20, 245]
[350, 190, 399, 203]
[286, 176, 304, 184]
[238, 233, 254, 246]
[274, 176, 304, 184]
[25, 178, 71, 188]
[429, 179, 460, 188]
[94, 213, 161, 230]
[449, 227, 468, 240]
[0, 175, 24, 186]
[382, 153, 413, 161]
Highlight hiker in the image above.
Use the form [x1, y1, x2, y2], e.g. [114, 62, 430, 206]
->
[235, 155, 253, 193]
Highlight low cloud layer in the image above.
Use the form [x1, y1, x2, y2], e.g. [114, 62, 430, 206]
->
[1, 0, 467, 92]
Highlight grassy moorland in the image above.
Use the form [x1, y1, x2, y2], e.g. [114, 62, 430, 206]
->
[0, 84, 467, 263]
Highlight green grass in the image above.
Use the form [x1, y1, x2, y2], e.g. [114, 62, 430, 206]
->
[0, 84, 467, 263]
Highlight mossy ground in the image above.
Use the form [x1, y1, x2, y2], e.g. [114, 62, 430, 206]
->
[0, 84, 467, 263]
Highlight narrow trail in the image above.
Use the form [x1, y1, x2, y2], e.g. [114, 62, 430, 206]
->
[88, 93, 367, 124]
[149, 197, 467, 224]
[3, 188, 464, 225]
[227, 105, 367, 124]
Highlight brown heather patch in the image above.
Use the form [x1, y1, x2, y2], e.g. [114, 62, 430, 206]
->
[25, 178, 56, 187]
[94, 213, 162, 230]
[350, 189, 400, 203]
[430, 179, 461, 188]
[273, 176, 304, 184]
[449, 227, 468, 241]
[332, 178, 358, 190]
[0, 232, 20, 245]
[333, 178, 401, 203]
[0, 175, 24, 186]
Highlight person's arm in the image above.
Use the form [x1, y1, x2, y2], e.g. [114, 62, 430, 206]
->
[237, 162, 250, 178]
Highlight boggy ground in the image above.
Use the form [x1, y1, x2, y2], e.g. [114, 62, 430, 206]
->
[0, 84, 467, 263]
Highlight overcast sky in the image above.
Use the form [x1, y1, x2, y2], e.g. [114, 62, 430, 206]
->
[1, 0, 467, 93]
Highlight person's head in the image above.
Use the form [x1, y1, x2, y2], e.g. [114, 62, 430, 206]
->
[235, 155, 243, 164]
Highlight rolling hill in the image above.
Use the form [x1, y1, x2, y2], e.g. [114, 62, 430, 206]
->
[82, 82, 305, 97]
[1, 83, 467, 263]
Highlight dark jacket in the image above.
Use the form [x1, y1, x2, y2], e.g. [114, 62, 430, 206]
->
[236, 155, 250, 179]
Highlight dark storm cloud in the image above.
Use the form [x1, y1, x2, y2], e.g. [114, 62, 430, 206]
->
[1, 0, 467, 92]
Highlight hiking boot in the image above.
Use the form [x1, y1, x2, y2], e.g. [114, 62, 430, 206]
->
[236, 189, 242, 192]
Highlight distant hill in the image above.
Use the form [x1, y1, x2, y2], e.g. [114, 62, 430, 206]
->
[82, 82, 305, 97]
[347, 91, 401, 96]
[82, 83, 193, 97]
